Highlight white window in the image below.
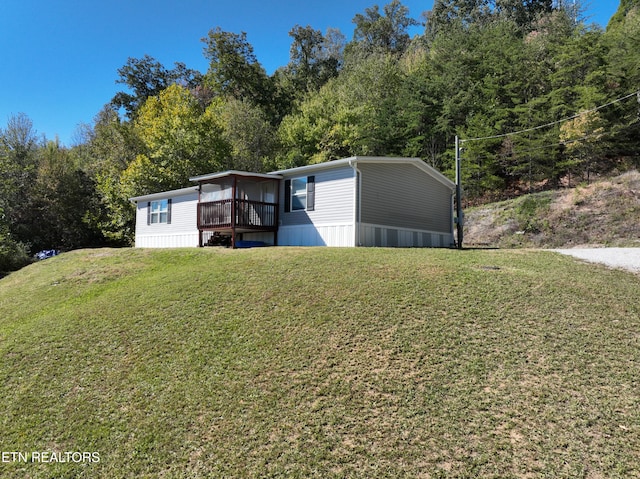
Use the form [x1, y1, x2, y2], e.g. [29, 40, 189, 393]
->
[291, 177, 307, 211]
[150, 199, 169, 224]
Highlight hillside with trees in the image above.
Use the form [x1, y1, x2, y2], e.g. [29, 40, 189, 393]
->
[1, 0, 639, 270]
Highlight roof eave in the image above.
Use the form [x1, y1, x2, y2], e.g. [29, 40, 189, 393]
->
[189, 170, 282, 183]
[271, 156, 456, 190]
[129, 186, 199, 203]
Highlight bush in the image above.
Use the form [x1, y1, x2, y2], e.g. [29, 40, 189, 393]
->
[515, 194, 552, 234]
[0, 233, 32, 274]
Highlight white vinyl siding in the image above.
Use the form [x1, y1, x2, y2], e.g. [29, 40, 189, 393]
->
[134, 189, 199, 247]
[277, 224, 355, 247]
[279, 165, 355, 227]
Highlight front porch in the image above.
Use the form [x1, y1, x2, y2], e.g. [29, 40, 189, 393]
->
[190, 171, 281, 248]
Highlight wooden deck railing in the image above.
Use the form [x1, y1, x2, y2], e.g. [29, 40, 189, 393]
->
[197, 199, 277, 230]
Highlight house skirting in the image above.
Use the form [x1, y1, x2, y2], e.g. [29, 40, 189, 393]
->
[277, 223, 355, 247]
[358, 223, 454, 248]
[133, 225, 452, 248]
[276, 223, 453, 248]
[135, 232, 199, 248]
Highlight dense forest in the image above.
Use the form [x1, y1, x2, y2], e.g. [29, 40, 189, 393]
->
[1, 0, 639, 270]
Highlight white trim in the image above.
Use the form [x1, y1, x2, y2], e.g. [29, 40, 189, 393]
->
[349, 159, 362, 247]
[130, 186, 198, 203]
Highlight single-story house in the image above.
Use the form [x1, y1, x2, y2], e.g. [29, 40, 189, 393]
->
[129, 156, 456, 248]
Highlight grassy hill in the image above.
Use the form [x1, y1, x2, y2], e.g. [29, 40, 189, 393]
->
[1, 247, 640, 478]
[464, 170, 640, 248]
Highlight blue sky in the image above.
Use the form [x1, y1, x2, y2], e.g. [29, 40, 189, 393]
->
[0, 0, 620, 146]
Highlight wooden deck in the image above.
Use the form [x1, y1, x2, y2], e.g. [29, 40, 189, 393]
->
[197, 199, 278, 231]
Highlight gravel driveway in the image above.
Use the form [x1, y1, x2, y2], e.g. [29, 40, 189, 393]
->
[554, 248, 640, 274]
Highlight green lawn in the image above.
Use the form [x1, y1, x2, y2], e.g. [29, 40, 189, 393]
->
[1, 247, 639, 478]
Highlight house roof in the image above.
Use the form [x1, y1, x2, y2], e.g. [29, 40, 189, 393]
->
[130, 157, 454, 203]
[270, 156, 456, 191]
[129, 186, 199, 203]
[189, 170, 282, 183]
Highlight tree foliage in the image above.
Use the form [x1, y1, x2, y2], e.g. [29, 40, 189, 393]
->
[26, 140, 105, 251]
[0, 115, 107, 261]
[282, 25, 344, 97]
[0, 113, 40, 247]
[202, 28, 275, 114]
[215, 98, 278, 172]
[82, 106, 141, 245]
[124, 84, 230, 195]
[112, 55, 202, 119]
[559, 110, 605, 184]
[348, 0, 419, 58]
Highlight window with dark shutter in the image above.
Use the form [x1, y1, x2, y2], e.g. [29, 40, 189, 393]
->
[285, 176, 315, 212]
[167, 198, 172, 224]
[147, 202, 151, 225]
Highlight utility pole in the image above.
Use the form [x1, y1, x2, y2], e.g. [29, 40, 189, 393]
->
[455, 135, 463, 249]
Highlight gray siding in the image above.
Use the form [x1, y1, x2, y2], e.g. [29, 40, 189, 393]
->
[279, 165, 355, 226]
[359, 163, 453, 234]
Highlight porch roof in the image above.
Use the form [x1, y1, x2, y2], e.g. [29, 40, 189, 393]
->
[189, 170, 282, 183]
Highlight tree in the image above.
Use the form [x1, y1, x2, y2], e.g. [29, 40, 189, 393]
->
[284, 25, 344, 96]
[425, 0, 494, 37]
[0, 225, 30, 273]
[395, 48, 447, 168]
[277, 53, 406, 166]
[604, 0, 640, 94]
[23, 140, 105, 251]
[215, 98, 278, 172]
[0, 116, 35, 270]
[559, 110, 605, 184]
[0, 113, 40, 247]
[348, 0, 419, 58]
[602, 3, 640, 163]
[112, 55, 202, 119]
[123, 84, 230, 195]
[202, 28, 275, 120]
[80, 105, 142, 245]
[1, 115, 107, 254]
[495, 0, 553, 31]
[426, 0, 571, 38]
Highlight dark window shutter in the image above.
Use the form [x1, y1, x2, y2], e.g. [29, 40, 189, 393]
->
[167, 198, 172, 224]
[306, 176, 315, 211]
[284, 179, 291, 213]
[147, 202, 151, 225]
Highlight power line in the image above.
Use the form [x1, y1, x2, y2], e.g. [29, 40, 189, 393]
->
[460, 89, 640, 144]
[458, 117, 639, 163]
